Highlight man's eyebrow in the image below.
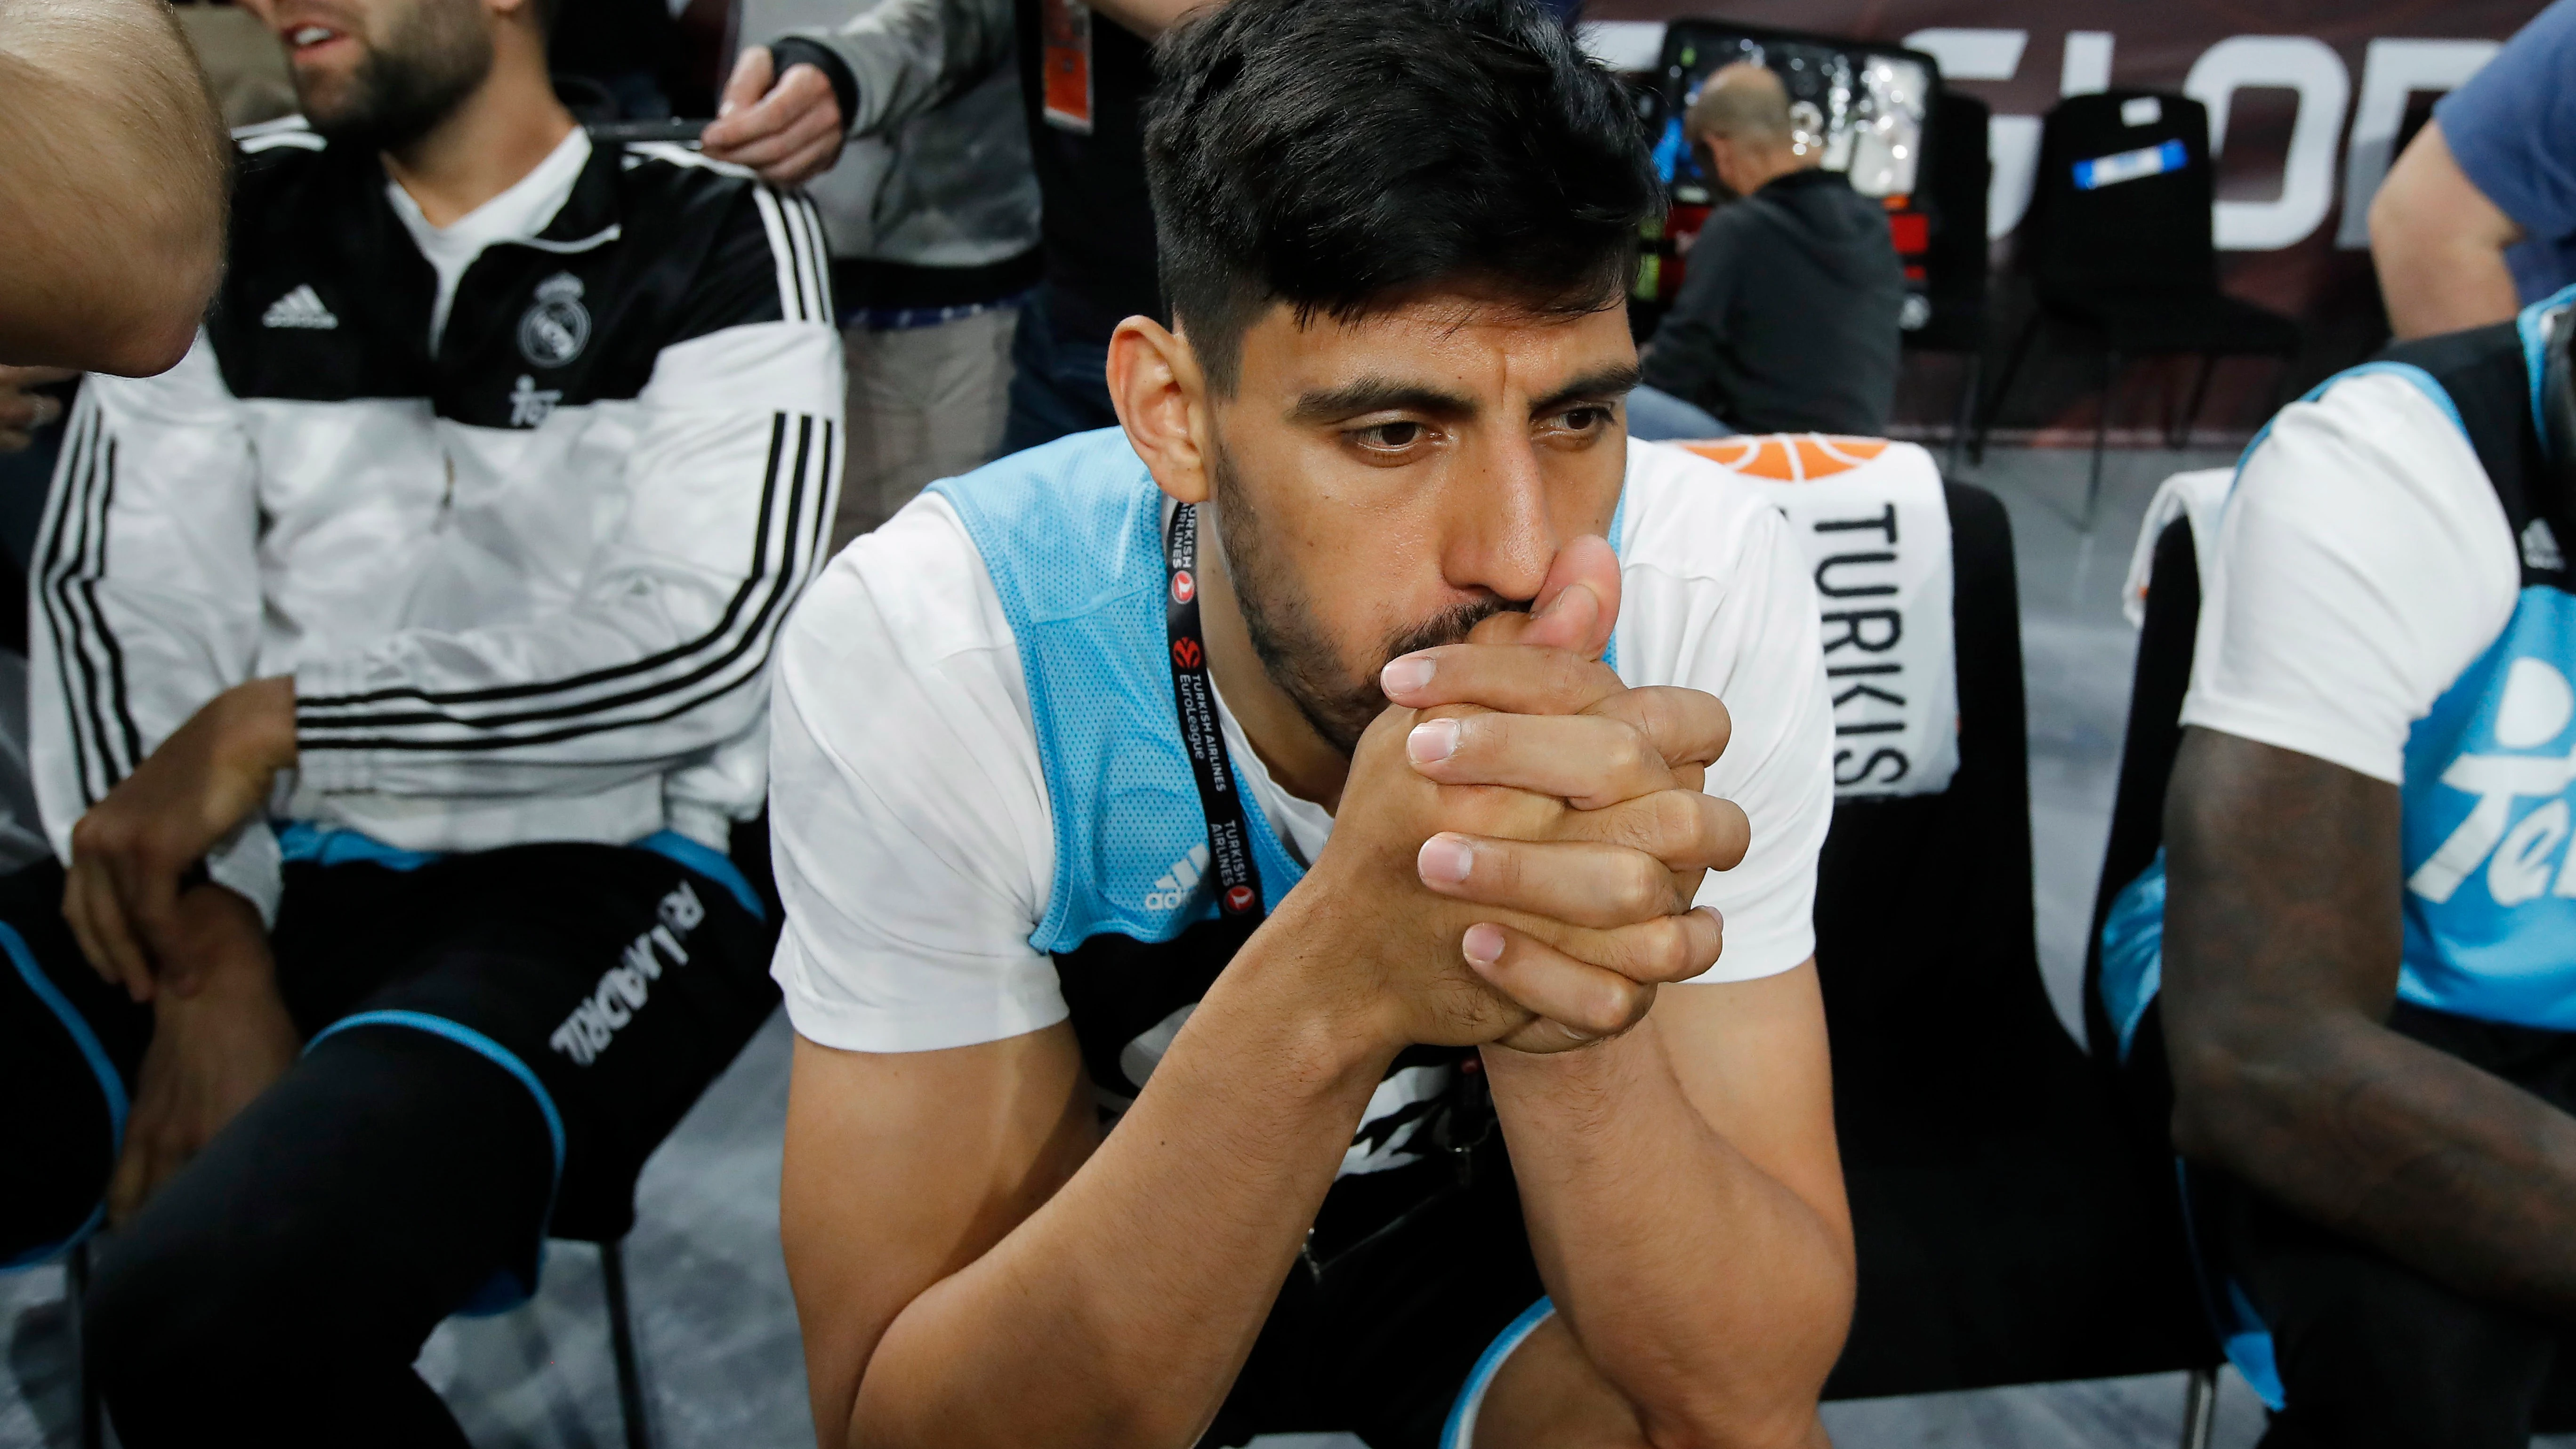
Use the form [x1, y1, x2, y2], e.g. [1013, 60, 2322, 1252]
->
[1530, 363, 1644, 417]
[1288, 377, 1480, 424]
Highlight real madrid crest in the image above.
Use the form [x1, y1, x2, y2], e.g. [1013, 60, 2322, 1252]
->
[517, 272, 591, 369]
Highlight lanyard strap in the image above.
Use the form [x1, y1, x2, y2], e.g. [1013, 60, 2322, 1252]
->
[1164, 502, 1265, 918]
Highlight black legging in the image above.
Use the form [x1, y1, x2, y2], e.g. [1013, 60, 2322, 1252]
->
[86, 1025, 555, 1448]
[3, 837, 779, 1446]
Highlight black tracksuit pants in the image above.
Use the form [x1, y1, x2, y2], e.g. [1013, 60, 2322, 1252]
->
[0, 839, 778, 1447]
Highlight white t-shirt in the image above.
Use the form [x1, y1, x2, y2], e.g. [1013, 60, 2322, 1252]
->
[383, 126, 595, 351]
[769, 437, 1835, 1055]
[2180, 371, 2523, 784]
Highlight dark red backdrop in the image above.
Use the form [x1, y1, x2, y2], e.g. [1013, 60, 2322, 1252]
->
[1587, 2, 2552, 440]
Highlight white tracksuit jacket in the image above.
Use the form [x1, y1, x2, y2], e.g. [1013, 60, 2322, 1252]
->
[31, 120, 844, 918]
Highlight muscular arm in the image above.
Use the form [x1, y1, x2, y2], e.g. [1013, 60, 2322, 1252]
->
[781, 1024, 1100, 1449]
[0, 0, 227, 375]
[1481, 965, 1851, 1449]
[2161, 726, 2576, 1316]
[842, 920, 1397, 1449]
[2369, 121, 2524, 341]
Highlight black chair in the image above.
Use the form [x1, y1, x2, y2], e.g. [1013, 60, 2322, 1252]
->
[1814, 482, 2219, 1433]
[2082, 516, 2200, 1089]
[1904, 90, 1993, 477]
[1972, 92, 2299, 529]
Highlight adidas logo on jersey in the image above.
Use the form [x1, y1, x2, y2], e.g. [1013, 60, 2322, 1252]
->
[262, 285, 338, 330]
[1143, 843, 1211, 911]
[2525, 519, 2565, 572]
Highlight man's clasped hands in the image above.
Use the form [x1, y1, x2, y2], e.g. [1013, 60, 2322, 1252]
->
[1315, 534, 1749, 1058]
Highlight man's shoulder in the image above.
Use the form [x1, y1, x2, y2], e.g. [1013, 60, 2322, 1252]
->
[1616, 436, 1798, 582]
[590, 139, 835, 334]
[927, 429, 1166, 609]
[607, 139, 768, 213]
[225, 117, 351, 218]
[776, 495, 1039, 801]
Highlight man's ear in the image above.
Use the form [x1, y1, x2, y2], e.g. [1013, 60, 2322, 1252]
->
[1108, 315, 1213, 506]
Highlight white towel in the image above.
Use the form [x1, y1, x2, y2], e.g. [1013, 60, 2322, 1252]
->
[2122, 467, 2236, 629]
[1677, 435, 1961, 798]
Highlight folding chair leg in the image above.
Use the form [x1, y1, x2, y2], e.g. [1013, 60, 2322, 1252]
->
[1972, 314, 2040, 466]
[1948, 350, 1983, 477]
[2178, 1366, 2219, 1449]
[2174, 354, 2215, 450]
[70, 1240, 101, 1449]
[600, 1240, 652, 1449]
[2085, 349, 2119, 533]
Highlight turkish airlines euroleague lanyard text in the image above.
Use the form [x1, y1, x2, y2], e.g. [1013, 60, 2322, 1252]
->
[1164, 502, 1265, 918]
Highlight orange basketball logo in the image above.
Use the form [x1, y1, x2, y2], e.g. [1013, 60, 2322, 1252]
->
[1682, 434, 1889, 482]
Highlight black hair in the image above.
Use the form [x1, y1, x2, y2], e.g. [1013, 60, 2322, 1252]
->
[1143, 0, 1661, 390]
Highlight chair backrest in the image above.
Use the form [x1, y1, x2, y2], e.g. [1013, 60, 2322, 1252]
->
[1816, 481, 2214, 1397]
[1902, 89, 1992, 355]
[2022, 91, 2219, 306]
[2084, 519, 2199, 1085]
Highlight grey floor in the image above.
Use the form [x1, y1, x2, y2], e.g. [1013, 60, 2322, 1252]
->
[0, 446, 2557, 1449]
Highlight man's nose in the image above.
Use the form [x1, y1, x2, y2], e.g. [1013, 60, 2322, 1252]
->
[1441, 430, 1554, 604]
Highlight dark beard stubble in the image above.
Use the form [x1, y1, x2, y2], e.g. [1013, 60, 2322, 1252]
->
[1208, 440, 1524, 757]
[300, 0, 494, 155]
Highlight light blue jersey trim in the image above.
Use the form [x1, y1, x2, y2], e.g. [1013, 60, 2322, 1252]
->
[634, 829, 764, 920]
[2222, 1280, 2287, 1410]
[277, 822, 763, 920]
[1604, 488, 1628, 676]
[2172, 1163, 2287, 1412]
[2515, 282, 2576, 445]
[2224, 361, 2469, 523]
[2096, 850, 2168, 1061]
[306, 1010, 566, 1174]
[0, 923, 124, 1269]
[304, 1009, 565, 1315]
[277, 821, 440, 871]
[932, 429, 1637, 952]
[931, 430, 1311, 951]
[1439, 1296, 1555, 1449]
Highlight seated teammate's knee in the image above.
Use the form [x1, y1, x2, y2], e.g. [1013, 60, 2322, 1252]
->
[2262, 1240, 2556, 1447]
[0, 865, 139, 1263]
[83, 1214, 283, 1423]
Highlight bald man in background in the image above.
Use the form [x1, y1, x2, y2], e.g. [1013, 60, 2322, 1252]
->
[1636, 61, 1902, 437]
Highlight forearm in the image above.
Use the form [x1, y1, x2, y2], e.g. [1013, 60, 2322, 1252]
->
[804, 0, 1013, 138]
[851, 906, 1395, 1449]
[2170, 1003, 2576, 1316]
[0, 0, 225, 374]
[2165, 727, 2576, 1316]
[1485, 1021, 1849, 1448]
[2372, 230, 2521, 340]
[292, 373, 836, 788]
[2369, 121, 2523, 340]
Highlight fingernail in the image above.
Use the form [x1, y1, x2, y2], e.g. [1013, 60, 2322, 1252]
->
[1463, 923, 1505, 966]
[1407, 718, 1459, 764]
[1417, 833, 1474, 884]
[1381, 655, 1434, 697]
